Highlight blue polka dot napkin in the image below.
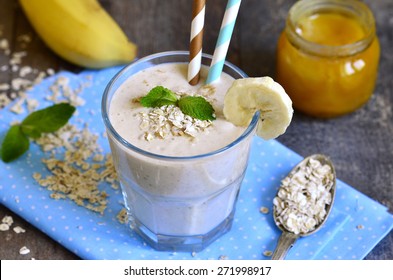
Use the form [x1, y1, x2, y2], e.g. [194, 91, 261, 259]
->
[1, 66, 392, 260]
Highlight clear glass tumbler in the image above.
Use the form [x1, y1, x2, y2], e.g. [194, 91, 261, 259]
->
[101, 51, 259, 252]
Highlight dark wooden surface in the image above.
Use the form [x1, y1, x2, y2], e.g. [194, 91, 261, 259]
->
[0, 0, 392, 260]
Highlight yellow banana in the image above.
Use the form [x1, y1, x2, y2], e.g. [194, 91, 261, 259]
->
[19, 0, 137, 69]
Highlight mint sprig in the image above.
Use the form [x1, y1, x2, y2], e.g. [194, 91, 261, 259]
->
[0, 125, 30, 163]
[140, 86, 178, 107]
[1, 103, 76, 162]
[178, 96, 215, 121]
[140, 86, 215, 121]
[21, 103, 75, 138]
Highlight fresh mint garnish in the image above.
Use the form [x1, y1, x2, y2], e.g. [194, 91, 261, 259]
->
[140, 86, 216, 121]
[178, 96, 215, 121]
[140, 86, 178, 107]
[0, 125, 30, 163]
[21, 103, 76, 138]
[1, 103, 76, 162]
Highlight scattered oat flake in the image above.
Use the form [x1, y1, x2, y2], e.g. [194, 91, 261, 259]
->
[47, 68, 55, 76]
[26, 98, 39, 112]
[0, 38, 9, 50]
[0, 223, 10, 231]
[46, 75, 89, 106]
[260, 206, 269, 214]
[0, 83, 10, 90]
[19, 66, 32, 77]
[357, 224, 365, 230]
[93, 154, 104, 162]
[263, 250, 273, 257]
[11, 77, 31, 91]
[218, 255, 229, 260]
[19, 246, 30, 255]
[0, 31, 56, 110]
[13, 226, 26, 234]
[2, 215, 13, 226]
[0, 94, 11, 108]
[10, 96, 26, 114]
[116, 208, 128, 224]
[17, 34, 32, 44]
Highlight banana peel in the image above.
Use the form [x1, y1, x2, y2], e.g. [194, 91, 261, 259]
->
[19, 0, 137, 69]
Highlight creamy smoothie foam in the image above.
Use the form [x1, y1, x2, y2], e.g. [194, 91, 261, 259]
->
[104, 53, 257, 250]
[109, 63, 244, 156]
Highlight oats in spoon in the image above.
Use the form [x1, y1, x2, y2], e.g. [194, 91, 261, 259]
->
[273, 156, 335, 235]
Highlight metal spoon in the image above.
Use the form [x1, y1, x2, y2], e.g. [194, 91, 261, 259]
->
[271, 154, 336, 260]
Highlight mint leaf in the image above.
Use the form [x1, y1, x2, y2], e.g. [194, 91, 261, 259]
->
[0, 125, 29, 163]
[140, 86, 178, 107]
[20, 125, 41, 139]
[21, 103, 75, 137]
[1, 103, 76, 163]
[178, 96, 216, 121]
[138, 86, 216, 121]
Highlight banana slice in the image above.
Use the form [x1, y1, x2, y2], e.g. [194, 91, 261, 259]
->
[223, 77, 293, 140]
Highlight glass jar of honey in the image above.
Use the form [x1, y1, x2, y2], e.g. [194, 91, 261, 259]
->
[276, 0, 380, 118]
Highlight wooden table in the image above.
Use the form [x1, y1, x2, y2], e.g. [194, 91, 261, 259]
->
[1, 0, 392, 260]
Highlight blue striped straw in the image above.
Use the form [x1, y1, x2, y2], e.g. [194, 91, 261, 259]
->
[206, 0, 242, 84]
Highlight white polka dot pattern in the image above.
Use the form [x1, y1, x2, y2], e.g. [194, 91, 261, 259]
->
[0, 66, 392, 260]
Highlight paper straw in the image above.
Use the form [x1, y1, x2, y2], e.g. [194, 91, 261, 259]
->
[206, 0, 241, 84]
[188, 0, 206, 85]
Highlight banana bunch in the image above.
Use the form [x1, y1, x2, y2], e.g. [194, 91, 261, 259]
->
[19, 0, 137, 69]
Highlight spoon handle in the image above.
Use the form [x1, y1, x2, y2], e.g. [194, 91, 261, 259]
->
[271, 232, 299, 260]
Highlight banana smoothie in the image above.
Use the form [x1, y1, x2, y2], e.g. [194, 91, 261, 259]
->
[102, 52, 258, 251]
[109, 63, 245, 156]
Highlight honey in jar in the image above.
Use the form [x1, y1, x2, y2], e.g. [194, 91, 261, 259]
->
[276, 0, 380, 118]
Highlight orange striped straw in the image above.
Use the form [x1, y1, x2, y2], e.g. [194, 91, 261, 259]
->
[188, 0, 206, 85]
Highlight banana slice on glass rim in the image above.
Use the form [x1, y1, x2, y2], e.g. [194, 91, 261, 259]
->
[223, 77, 293, 140]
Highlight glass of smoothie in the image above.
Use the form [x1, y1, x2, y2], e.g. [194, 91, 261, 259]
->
[102, 51, 259, 252]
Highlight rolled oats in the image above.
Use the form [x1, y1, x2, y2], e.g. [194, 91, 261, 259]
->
[0, 83, 10, 91]
[19, 246, 30, 255]
[17, 34, 32, 45]
[19, 66, 33, 77]
[116, 208, 128, 224]
[2, 215, 13, 226]
[0, 31, 81, 110]
[263, 250, 273, 257]
[0, 223, 10, 231]
[273, 157, 334, 235]
[13, 226, 26, 234]
[0, 36, 55, 109]
[24, 75, 119, 214]
[0, 94, 10, 108]
[357, 224, 365, 230]
[260, 206, 270, 214]
[139, 105, 212, 141]
[33, 124, 118, 214]
[47, 76, 88, 107]
[33, 124, 117, 213]
[0, 38, 9, 52]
